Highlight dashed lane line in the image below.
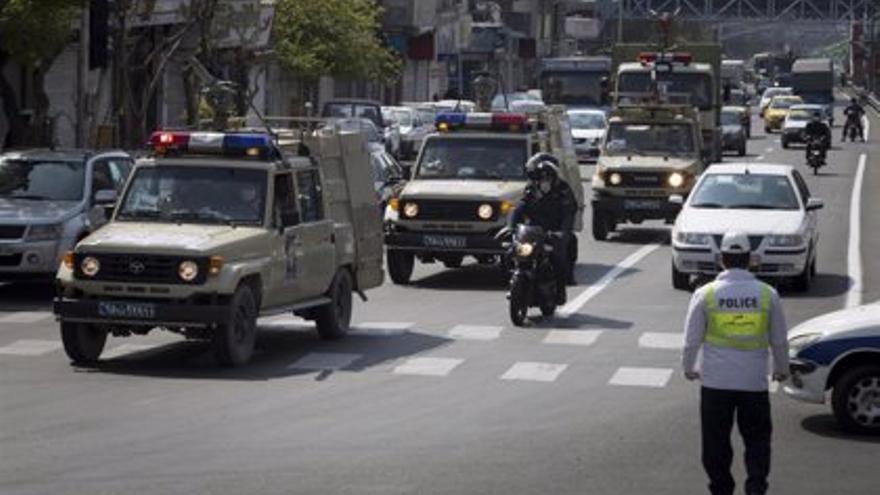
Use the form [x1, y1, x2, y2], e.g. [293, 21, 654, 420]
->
[448, 325, 503, 341]
[638, 332, 684, 350]
[0, 339, 62, 356]
[352, 322, 414, 337]
[500, 362, 568, 382]
[846, 153, 867, 308]
[542, 329, 602, 346]
[0, 311, 54, 325]
[393, 357, 463, 377]
[608, 367, 674, 388]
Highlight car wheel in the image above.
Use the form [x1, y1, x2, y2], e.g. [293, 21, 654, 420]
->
[781, 138, 788, 149]
[212, 284, 258, 366]
[792, 252, 813, 292]
[315, 269, 353, 340]
[672, 261, 690, 291]
[765, 126, 772, 134]
[592, 209, 610, 241]
[831, 365, 880, 434]
[738, 143, 747, 156]
[387, 249, 414, 285]
[61, 322, 108, 365]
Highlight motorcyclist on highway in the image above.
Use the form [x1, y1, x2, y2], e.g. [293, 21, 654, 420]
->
[843, 97, 866, 142]
[804, 111, 831, 163]
[509, 153, 578, 303]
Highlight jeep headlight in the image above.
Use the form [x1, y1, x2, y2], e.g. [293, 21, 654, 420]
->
[477, 204, 494, 220]
[668, 172, 685, 188]
[178, 260, 199, 282]
[767, 234, 803, 247]
[26, 223, 63, 242]
[81, 256, 100, 277]
[403, 202, 419, 218]
[788, 332, 822, 357]
[515, 242, 534, 258]
[608, 172, 622, 186]
[675, 232, 712, 246]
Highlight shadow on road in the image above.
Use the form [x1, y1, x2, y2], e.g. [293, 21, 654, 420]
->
[532, 311, 634, 330]
[75, 325, 452, 381]
[411, 263, 508, 290]
[0, 282, 55, 312]
[800, 414, 880, 443]
[780, 273, 851, 299]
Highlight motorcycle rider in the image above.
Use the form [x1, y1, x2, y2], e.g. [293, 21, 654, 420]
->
[804, 111, 831, 163]
[509, 153, 578, 304]
[843, 97, 866, 142]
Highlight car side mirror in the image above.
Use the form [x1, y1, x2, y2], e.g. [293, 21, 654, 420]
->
[93, 189, 118, 205]
[669, 194, 684, 205]
[806, 198, 824, 211]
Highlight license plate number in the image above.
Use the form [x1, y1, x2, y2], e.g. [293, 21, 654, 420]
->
[97, 301, 157, 320]
[623, 199, 661, 210]
[422, 235, 466, 249]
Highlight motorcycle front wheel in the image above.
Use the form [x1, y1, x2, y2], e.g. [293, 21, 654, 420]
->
[508, 276, 528, 327]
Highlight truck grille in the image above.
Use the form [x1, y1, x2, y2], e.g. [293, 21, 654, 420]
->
[74, 253, 208, 285]
[406, 200, 499, 222]
[0, 225, 26, 240]
[616, 172, 665, 188]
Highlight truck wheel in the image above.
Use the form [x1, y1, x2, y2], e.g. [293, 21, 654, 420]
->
[441, 255, 463, 269]
[60, 322, 107, 365]
[831, 365, 880, 435]
[592, 209, 609, 241]
[212, 285, 258, 366]
[671, 261, 690, 291]
[738, 143, 747, 156]
[315, 269, 353, 340]
[764, 125, 772, 134]
[387, 250, 414, 285]
[781, 138, 788, 149]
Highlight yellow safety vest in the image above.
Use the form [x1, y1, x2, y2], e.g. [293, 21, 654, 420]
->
[704, 283, 771, 351]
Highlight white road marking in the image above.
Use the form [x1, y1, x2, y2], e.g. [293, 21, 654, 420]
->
[863, 115, 870, 140]
[542, 330, 602, 346]
[845, 153, 866, 308]
[755, 155, 765, 161]
[638, 332, 684, 350]
[0, 311, 53, 325]
[393, 357, 463, 376]
[766, 146, 775, 152]
[501, 361, 568, 382]
[289, 352, 362, 371]
[448, 325, 503, 341]
[102, 343, 163, 359]
[560, 244, 661, 317]
[352, 322, 413, 336]
[609, 367, 673, 388]
[0, 339, 62, 356]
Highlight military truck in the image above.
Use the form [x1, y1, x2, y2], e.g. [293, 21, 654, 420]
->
[591, 104, 705, 240]
[53, 129, 384, 366]
[383, 108, 584, 284]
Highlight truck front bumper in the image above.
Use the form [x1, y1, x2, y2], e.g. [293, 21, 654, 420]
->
[592, 192, 682, 222]
[385, 229, 505, 255]
[54, 298, 226, 328]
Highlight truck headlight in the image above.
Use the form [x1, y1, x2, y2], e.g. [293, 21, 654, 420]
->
[26, 223, 63, 241]
[788, 332, 822, 357]
[178, 260, 199, 282]
[608, 172, 622, 185]
[675, 232, 711, 246]
[477, 204, 494, 220]
[668, 172, 685, 188]
[81, 256, 100, 277]
[515, 242, 534, 257]
[403, 202, 419, 218]
[767, 234, 803, 247]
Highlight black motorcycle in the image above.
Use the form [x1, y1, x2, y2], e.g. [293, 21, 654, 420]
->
[501, 224, 561, 326]
[806, 136, 827, 176]
[843, 115, 863, 142]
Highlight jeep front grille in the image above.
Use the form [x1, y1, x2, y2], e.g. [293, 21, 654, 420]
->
[74, 253, 208, 285]
[405, 200, 500, 222]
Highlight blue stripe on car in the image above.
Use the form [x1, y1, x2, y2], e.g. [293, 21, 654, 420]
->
[798, 336, 880, 366]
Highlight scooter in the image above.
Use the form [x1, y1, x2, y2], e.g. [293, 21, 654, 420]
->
[806, 137, 827, 176]
[500, 225, 561, 326]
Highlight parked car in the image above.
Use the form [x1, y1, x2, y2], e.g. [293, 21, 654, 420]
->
[724, 93, 752, 138]
[367, 143, 407, 212]
[322, 99, 401, 158]
[383, 106, 432, 160]
[0, 149, 133, 282]
[720, 108, 747, 156]
[567, 108, 607, 163]
[785, 303, 880, 434]
[781, 104, 827, 148]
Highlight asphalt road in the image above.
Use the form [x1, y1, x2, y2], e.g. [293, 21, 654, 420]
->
[1, 101, 878, 495]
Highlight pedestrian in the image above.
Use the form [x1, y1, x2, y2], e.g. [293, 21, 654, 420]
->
[682, 231, 790, 495]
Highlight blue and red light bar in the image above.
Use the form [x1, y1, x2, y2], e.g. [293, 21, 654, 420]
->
[638, 52, 693, 65]
[435, 112, 529, 133]
[149, 131, 274, 158]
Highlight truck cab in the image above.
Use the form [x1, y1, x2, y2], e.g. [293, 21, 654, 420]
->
[383, 109, 584, 284]
[54, 129, 383, 367]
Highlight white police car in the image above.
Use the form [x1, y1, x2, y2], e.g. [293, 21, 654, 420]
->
[785, 304, 880, 434]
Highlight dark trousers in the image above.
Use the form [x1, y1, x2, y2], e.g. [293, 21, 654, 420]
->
[701, 387, 772, 495]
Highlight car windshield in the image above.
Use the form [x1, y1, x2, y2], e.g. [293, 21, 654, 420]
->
[568, 112, 606, 130]
[324, 103, 382, 127]
[333, 119, 381, 143]
[384, 109, 413, 127]
[617, 71, 713, 109]
[604, 123, 695, 156]
[416, 138, 527, 180]
[0, 159, 85, 201]
[771, 98, 799, 109]
[788, 110, 811, 121]
[117, 166, 267, 225]
[690, 174, 799, 210]
[721, 112, 741, 125]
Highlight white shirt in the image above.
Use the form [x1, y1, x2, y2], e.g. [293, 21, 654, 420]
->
[682, 269, 790, 392]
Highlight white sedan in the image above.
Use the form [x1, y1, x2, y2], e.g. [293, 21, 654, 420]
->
[785, 304, 880, 434]
[567, 109, 607, 163]
[671, 163, 823, 290]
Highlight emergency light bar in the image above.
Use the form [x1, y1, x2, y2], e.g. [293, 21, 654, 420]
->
[434, 112, 529, 132]
[149, 131, 274, 158]
[638, 52, 693, 65]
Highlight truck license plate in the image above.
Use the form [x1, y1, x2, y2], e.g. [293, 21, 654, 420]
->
[623, 199, 661, 210]
[422, 235, 466, 249]
[97, 301, 157, 320]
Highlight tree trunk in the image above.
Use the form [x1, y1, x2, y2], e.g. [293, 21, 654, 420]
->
[0, 52, 28, 148]
[30, 65, 53, 147]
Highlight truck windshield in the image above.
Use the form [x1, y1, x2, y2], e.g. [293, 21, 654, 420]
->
[117, 166, 267, 225]
[690, 174, 799, 210]
[416, 138, 527, 180]
[540, 71, 607, 106]
[604, 123, 695, 156]
[617, 72, 713, 110]
[0, 159, 85, 201]
[323, 103, 382, 128]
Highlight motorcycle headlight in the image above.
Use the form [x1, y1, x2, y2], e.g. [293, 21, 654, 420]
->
[80, 256, 100, 277]
[675, 231, 712, 246]
[26, 223, 63, 242]
[403, 202, 419, 218]
[767, 234, 803, 247]
[608, 172, 622, 186]
[477, 204, 494, 220]
[178, 260, 199, 282]
[668, 172, 685, 188]
[515, 242, 535, 258]
[788, 332, 822, 357]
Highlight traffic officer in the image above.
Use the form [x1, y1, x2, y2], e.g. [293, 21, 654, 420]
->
[682, 231, 789, 495]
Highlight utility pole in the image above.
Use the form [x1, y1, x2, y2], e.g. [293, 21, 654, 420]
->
[76, 1, 90, 148]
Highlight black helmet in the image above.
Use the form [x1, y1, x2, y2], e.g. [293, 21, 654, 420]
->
[525, 153, 560, 182]
[852, 97, 858, 105]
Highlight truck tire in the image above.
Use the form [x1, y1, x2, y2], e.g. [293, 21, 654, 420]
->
[387, 250, 414, 285]
[831, 365, 880, 435]
[315, 269, 353, 340]
[592, 209, 610, 241]
[61, 322, 107, 365]
[212, 285, 258, 366]
[671, 261, 690, 291]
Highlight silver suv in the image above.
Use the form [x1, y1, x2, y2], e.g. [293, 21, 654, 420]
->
[0, 149, 133, 282]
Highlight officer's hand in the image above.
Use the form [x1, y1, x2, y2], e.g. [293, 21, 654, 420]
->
[684, 371, 701, 381]
[772, 372, 788, 382]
